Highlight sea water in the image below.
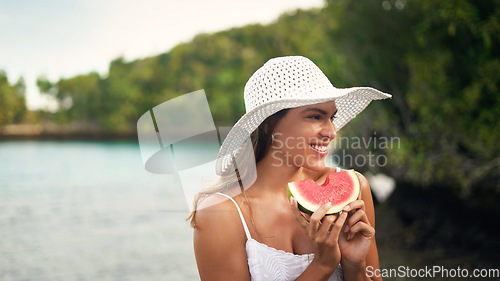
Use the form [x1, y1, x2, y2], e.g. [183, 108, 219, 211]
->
[0, 140, 200, 281]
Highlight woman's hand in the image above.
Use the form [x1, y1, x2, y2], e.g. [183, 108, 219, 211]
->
[338, 199, 375, 265]
[290, 197, 348, 271]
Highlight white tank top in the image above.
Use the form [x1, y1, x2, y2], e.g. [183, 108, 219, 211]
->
[216, 193, 344, 281]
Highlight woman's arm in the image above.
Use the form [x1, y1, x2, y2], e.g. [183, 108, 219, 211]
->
[193, 199, 251, 281]
[359, 172, 381, 281]
[339, 172, 381, 281]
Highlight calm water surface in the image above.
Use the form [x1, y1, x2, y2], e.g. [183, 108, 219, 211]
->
[0, 141, 200, 281]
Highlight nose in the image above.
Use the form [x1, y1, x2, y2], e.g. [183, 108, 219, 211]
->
[320, 120, 337, 141]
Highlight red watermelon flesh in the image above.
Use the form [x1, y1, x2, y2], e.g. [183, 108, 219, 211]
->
[288, 170, 360, 214]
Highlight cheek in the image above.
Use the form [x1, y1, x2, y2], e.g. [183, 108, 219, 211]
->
[273, 123, 318, 150]
[280, 136, 309, 152]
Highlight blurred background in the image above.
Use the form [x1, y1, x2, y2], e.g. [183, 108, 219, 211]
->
[1, 0, 499, 280]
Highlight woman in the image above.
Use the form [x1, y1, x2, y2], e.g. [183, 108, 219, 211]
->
[189, 56, 391, 281]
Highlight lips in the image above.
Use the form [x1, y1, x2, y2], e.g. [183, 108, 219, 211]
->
[309, 143, 328, 154]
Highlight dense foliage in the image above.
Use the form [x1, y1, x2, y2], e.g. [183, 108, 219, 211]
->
[325, 0, 500, 198]
[0, 72, 26, 125]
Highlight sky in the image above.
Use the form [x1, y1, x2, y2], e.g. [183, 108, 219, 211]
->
[0, 0, 325, 110]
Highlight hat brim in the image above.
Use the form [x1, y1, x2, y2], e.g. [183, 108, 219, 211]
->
[215, 86, 391, 175]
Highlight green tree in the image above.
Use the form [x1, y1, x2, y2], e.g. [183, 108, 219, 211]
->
[324, 0, 500, 195]
[56, 72, 102, 123]
[0, 72, 27, 125]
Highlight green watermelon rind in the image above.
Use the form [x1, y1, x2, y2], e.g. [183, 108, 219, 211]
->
[288, 170, 360, 215]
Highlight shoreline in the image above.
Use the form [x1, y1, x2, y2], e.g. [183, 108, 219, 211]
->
[0, 123, 137, 141]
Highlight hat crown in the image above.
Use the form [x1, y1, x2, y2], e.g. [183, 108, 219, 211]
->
[244, 56, 336, 112]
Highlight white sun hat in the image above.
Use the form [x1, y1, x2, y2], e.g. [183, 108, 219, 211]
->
[215, 56, 391, 175]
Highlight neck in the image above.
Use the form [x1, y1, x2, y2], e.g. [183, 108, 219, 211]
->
[248, 150, 305, 198]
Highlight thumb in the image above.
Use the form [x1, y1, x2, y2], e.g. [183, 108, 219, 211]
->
[290, 197, 310, 228]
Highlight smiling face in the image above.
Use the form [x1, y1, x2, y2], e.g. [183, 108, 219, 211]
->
[267, 100, 338, 171]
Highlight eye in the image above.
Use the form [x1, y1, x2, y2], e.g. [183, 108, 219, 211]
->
[330, 115, 337, 121]
[308, 115, 321, 120]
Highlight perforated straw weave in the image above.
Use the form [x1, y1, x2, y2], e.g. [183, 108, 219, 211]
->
[215, 56, 391, 175]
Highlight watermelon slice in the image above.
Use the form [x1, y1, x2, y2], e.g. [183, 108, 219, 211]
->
[288, 170, 360, 214]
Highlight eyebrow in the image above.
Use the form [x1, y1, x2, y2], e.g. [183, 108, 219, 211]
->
[302, 107, 338, 116]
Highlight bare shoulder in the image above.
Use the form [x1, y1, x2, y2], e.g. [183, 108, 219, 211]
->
[353, 171, 376, 225]
[194, 194, 251, 279]
[354, 171, 370, 193]
[194, 194, 246, 239]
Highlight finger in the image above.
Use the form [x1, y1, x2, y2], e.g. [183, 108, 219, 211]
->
[344, 210, 369, 233]
[290, 197, 310, 229]
[309, 202, 332, 236]
[316, 215, 336, 242]
[323, 212, 339, 223]
[301, 211, 312, 222]
[348, 221, 375, 240]
[290, 198, 309, 226]
[342, 199, 365, 213]
[290, 197, 311, 218]
[327, 211, 348, 240]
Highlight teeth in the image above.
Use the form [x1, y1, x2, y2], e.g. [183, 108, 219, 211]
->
[310, 144, 327, 152]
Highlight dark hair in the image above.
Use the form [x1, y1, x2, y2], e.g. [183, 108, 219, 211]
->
[187, 109, 289, 228]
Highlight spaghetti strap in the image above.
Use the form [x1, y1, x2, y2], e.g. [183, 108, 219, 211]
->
[215, 193, 252, 240]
